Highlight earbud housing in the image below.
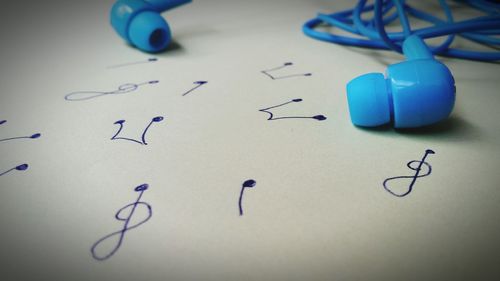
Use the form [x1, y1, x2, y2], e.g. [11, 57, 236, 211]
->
[110, 0, 191, 52]
[347, 35, 455, 128]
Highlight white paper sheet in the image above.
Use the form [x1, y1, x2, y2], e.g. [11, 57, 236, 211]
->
[1, 1, 499, 280]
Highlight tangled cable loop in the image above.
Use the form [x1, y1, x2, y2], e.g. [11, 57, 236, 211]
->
[303, 0, 500, 61]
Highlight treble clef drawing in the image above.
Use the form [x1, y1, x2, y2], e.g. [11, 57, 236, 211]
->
[383, 149, 435, 197]
[90, 183, 152, 261]
[64, 80, 158, 101]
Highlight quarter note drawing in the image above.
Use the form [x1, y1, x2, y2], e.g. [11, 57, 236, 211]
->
[90, 183, 152, 261]
[111, 116, 164, 145]
[383, 149, 435, 197]
[107, 57, 158, 69]
[0, 164, 28, 177]
[261, 62, 311, 80]
[238, 179, 257, 216]
[259, 99, 326, 121]
[182, 81, 208, 96]
[1, 120, 40, 178]
[0, 120, 41, 143]
[65, 80, 159, 101]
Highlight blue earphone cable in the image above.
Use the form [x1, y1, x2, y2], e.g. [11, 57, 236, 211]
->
[303, 0, 500, 61]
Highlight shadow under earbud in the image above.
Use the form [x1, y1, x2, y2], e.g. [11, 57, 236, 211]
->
[356, 115, 481, 143]
[164, 40, 183, 52]
[126, 40, 184, 55]
[395, 115, 480, 142]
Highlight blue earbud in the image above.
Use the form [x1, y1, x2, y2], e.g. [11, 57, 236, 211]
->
[346, 35, 456, 128]
[110, 0, 191, 53]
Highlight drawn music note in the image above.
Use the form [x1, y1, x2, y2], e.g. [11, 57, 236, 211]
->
[107, 57, 158, 69]
[182, 81, 208, 96]
[261, 62, 311, 80]
[90, 183, 152, 261]
[259, 99, 327, 121]
[0, 164, 28, 177]
[0, 120, 41, 142]
[1, 120, 39, 177]
[64, 80, 159, 101]
[111, 116, 164, 145]
[383, 149, 435, 197]
[238, 179, 256, 216]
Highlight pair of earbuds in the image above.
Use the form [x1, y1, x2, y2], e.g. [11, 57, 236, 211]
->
[110, 0, 458, 129]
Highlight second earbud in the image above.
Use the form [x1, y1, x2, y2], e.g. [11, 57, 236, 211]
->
[346, 35, 456, 129]
[110, 0, 191, 53]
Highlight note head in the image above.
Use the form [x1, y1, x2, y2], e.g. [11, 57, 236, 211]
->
[135, 184, 149, 192]
[15, 164, 29, 171]
[243, 179, 256, 188]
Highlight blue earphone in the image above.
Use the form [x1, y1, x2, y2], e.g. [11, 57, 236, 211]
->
[110, 0, 191, 53]
[347, 35, 455, 128]
[109, 0, 499, 128]
[304, 0, 500, 128]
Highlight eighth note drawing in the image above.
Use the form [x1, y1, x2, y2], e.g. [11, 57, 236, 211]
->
[0, 164, 28, 177]
[259, 99, 327, 121]
[90, 183, 152, 261]
[383, 149, 435, 197]
[182, 81, 208, 96]
[111, 116, 164, 145]
[0, 120, 41, 143]
[261, 62, 311, 80]
[107, 57, 158, 69]
[65, 80, 159, 101]
[238, 179, 257, 216]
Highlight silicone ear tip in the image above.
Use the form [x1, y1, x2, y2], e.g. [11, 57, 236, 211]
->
[128, 11, 171, 53]
[346, 73, 391, 127]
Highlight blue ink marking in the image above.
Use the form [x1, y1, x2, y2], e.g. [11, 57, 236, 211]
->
[182, 81, 208, 96]
[0, 164, 28, 177]
[0, 133, 40, 142]
[259, 99, 326, 121]
[261, 62, 312, 80]
[0, 121, 39, 177]
[107, 57, 158, 69]
[111, 116, 164, 145]
[64, 80, 159, 101]
[0, 120, 41, 142]
[90, 183, 152, 261]
[238, 179, 256, 216]
[383, 149, 435, 197]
